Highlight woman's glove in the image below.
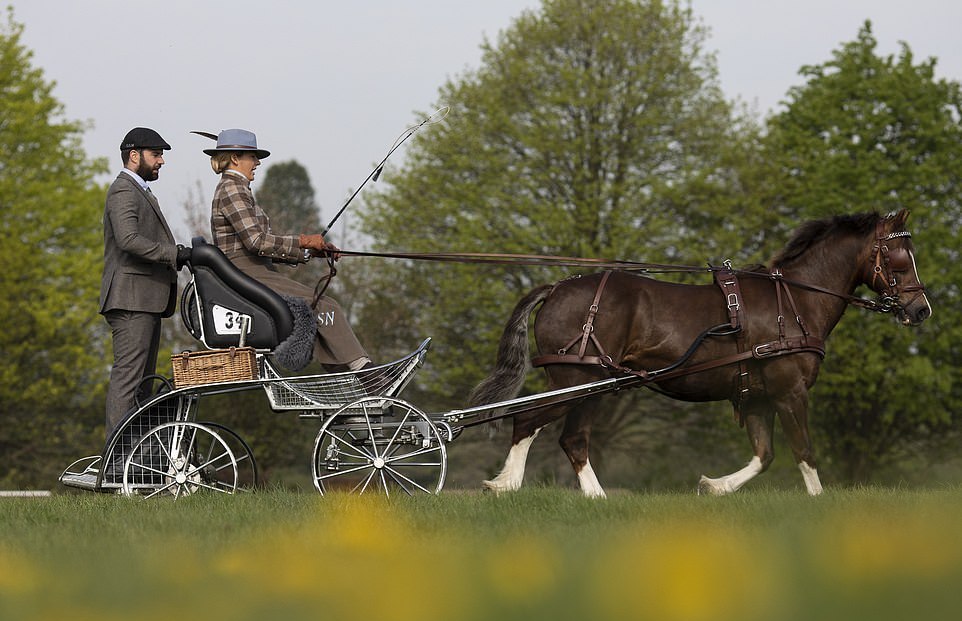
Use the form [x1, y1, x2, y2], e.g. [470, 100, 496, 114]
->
[299, 234, 341, 261]
[298, 233, 327, 251]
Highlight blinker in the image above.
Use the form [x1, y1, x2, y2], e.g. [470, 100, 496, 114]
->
[886, 247, 911, 272]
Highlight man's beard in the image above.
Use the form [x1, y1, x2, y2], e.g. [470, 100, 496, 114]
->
[137, 159, 160, 181]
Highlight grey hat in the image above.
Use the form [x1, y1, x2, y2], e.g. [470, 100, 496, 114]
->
[202, 128, 270, 159]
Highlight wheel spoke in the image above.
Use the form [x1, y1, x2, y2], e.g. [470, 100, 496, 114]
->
[127, 460, 169, 478]
[313, 397, 446, 496]
[383, 443, 443, 465]
[182, 426, 198, 462]
[123, 422, 239, 499]
[187, 448, 234, 474]
[157, 433, 176, 463]
[203, 432, 217, 465]
[187, 478, 234, 494]
[199, 422, 257, 489]
[357, 469, 378, 494]
[142, 480, 178, 500]
[382, 467, 417, 495]
[320, 427, 375, 460]
[316, 462, 374, 481]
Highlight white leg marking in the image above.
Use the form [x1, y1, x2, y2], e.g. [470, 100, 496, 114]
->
[576, 458, 607, 499]
[798, 461, 823, 496]
[698, 456, 764, 496]
[483, 429, 541, 494]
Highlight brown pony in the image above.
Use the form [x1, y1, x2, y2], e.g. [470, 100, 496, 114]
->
[469, 211, 931, 497]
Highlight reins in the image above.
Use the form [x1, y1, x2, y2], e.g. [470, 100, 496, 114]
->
[330, 248, 708, 272]
[319, 248, 903, 314]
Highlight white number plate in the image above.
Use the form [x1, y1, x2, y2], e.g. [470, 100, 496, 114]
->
[212, 304, 253, 335]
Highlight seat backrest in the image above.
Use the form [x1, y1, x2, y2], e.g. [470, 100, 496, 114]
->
[182, 238, 294, 349]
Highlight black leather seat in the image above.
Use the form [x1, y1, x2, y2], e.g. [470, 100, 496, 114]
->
[182, 238, 294, 350]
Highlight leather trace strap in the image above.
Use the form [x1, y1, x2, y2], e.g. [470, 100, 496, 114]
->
[714, 261, 744, 330]
[533, 266, 827, 389]
[713, 261, 751, 400]
[532, 271, 614, 368]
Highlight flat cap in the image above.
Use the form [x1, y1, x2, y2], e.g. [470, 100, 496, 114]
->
[120, 127, 171, 151]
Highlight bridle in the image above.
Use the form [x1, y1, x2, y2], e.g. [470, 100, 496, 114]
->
[863, 222, 926, 314]
[759, 222, 927, 316]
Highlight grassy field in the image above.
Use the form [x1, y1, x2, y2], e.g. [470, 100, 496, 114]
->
[2, 485, 962, 621]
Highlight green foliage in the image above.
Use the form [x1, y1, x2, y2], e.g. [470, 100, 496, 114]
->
[356, 0, 763, 407]
[254, 159, 327, 286]
[0, 9, 108, 486]
[255, 160, 323, 234]
[763, 21, 962, 480]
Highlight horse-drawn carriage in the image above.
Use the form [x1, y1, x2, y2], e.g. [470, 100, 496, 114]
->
[61, 211, 931, 499]
[60, 239, 437, 498]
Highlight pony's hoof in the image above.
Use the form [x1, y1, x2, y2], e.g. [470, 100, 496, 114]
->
[481, 480, 504, 495]
[697, 475, 727, 496]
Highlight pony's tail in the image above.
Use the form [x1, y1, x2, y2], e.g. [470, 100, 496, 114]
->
[468, 284, 554, 424]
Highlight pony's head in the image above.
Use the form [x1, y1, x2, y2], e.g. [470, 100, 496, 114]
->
[772, 210, 931, 326]
[863, 210, 931, 326]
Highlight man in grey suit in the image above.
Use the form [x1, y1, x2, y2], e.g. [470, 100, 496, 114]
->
[100, 127, 189, 437]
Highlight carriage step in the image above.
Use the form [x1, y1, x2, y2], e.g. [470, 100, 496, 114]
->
[59, 471, 100, 491]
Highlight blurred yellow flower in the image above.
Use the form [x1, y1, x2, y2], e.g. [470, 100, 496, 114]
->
[816, 508, 962, 583]
[213, 495, 474, 621]
[589, 520, 781, 621]
[0, 550, 40, 594]
[482, 536, 561, 601]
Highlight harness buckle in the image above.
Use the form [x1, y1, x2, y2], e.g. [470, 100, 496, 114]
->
[754, 343, 776, 357]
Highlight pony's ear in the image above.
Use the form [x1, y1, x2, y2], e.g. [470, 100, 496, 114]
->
[887, 208, 910, 229]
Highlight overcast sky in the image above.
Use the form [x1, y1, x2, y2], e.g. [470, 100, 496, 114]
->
[8, 0, 962, 242]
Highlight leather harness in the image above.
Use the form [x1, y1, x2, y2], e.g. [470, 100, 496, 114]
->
[531, 267, 826, 413]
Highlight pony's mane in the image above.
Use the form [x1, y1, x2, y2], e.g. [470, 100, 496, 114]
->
[771, 212, 881, 267]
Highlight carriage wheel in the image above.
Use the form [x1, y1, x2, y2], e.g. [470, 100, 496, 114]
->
[199, 422, 258, 490]
[122, 422, 238, 499]
[312, 397, 447, 496]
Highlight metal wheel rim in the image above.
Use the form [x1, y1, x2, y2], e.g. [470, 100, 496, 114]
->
[122, 421, 239, 499]
[199, 421, 258, 491]
[311, 397, 446, 496]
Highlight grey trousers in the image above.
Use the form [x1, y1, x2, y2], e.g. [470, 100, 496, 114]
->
[104, 310, 162, 437]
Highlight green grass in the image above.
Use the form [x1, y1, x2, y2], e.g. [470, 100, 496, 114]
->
[3, 485, 962, 621]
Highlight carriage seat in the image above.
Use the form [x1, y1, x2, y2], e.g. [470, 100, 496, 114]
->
[182, 238, 315, 370]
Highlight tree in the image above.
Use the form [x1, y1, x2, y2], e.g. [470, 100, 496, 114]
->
[763, 22, 962, 482]
[356, 0, 765, 406]
[0, 9, 109, 486]
[254, 160, 328, 287]
[345, 0, 769, 489]
[255, 160, 323, 234]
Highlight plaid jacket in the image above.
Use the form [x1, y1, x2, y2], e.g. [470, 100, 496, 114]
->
[211, 172, 305, 264]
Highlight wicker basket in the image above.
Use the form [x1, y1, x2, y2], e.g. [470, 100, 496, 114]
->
[171, 347, 258, 388]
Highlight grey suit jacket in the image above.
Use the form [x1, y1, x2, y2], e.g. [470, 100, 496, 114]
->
[99, 172, 179, 317]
